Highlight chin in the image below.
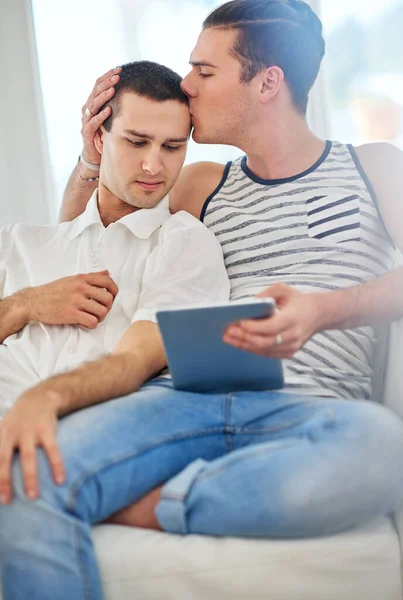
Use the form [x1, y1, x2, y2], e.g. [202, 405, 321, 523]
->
[192, 128, 216, 145]
[139, 196, 167, 210]
[192, 126, 232, 146]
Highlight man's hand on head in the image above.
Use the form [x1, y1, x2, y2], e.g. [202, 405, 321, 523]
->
[223, 283, 324, 358]
[80, 67, 122, 165]
[18, 271, 119, 329]
[0, 387, 65, 504]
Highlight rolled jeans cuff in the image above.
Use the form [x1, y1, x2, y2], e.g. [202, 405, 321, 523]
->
[156, 458, 208, 534]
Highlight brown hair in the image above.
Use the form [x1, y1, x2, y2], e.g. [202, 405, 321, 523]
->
[102, 61, 188, 131]
[203, 0, 325, 115]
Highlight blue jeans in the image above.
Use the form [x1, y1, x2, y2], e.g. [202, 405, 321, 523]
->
[2, 378, 403, 600]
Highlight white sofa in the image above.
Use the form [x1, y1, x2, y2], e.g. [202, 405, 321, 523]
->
[92, 314, 403, 600]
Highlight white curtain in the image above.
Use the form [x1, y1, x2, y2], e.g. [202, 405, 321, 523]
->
[0, 0, 53, 225]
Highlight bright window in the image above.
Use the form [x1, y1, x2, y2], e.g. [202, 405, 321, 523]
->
[321, 0, 403, 147]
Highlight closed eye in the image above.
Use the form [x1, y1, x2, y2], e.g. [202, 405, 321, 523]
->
[127, 139, 146, 147]
[199, 73, 213, 79]
[126, 139, 182, 152]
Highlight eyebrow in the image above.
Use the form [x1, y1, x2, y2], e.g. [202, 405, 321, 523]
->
[189, 60, 218, 68]
[124, 129, 188, 143]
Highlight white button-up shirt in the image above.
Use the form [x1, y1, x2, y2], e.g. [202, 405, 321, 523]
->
[0, 192, 230, 414]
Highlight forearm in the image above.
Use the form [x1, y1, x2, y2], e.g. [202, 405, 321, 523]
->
[59, 162, 98, 223]
[0, 292, 30, 343]
[315, 266, 403, 331]
[35, 321, 167, 417]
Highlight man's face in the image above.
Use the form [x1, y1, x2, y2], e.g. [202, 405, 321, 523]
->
[99, 92, 190, 209]
[181, 28, 255, 146]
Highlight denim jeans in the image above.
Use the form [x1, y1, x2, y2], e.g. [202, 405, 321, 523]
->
[1, 378, 403, 600]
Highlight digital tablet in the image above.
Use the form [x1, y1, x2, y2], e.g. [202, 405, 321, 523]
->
[156, 298, 284, 394]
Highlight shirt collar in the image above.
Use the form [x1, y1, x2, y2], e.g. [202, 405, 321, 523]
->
[68, 190, 171, 241]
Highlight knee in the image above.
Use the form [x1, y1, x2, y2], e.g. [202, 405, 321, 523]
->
[350, 401, 403, 460]
[280, 403, 403, 536]
[11, 447, 63, 505]
[359, 403, 403, 505]
[322, 401, 403, 506]
[0, 450, 63, 551]
[0, 494, 42, 557]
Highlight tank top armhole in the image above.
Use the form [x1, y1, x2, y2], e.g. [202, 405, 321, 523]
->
[347, 144, 396, 249]
[200, 161, 232, 222]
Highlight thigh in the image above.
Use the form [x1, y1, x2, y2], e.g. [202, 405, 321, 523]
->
[161, 395, 403, 537]
[12, 379, 228, 523]
[229, 390, 402, 450]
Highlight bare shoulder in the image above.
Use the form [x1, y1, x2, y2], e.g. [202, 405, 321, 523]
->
[169, 161, 227, 218]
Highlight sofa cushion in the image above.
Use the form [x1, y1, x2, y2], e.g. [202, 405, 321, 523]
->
[93, 517, 401, 600]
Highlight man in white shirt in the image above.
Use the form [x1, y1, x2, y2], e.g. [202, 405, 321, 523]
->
[0, 61, 229, 420]
[0, 61, 230, 594]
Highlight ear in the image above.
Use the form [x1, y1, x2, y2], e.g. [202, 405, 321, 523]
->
[94, 125, 106, 156]
[258, 66, 284, 104]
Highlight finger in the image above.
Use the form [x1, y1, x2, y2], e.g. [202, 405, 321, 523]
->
[224, 328, 276, 350]
[224, 326, 294, 350]
[93, 72, 120, 100]
[223, 331, 297, 358]
[0, 439, 15, 504]
[87, 86, 116, 119]
[85, 273, 119, 297]
[223, 332, 270, 356]
[92, 67, 121, 93]
[20, 440, 39, 500]
[80, 299, 108, 321]
[225, 338, 298, 359]
[82, 107, 111, 135]
[83, 68, 121, 113]
[85, 286, 114, 311]
[76, 311, 99, 330]
[233, 312, 290, 336]
[257, 283, 289, 300]
[84, 70, 120, 117]
[41, 436, 66, 486]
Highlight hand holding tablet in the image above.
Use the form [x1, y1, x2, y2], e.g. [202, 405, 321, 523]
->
[156, 298, 284, 393]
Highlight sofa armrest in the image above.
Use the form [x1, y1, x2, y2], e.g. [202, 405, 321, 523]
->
[382, 317, 403, 419]
[381, 250, 403, 416]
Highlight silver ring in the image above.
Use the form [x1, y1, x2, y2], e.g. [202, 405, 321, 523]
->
[276, 334, 283, 346]
[85, 107, 93, 118]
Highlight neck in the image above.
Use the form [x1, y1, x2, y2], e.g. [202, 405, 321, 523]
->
[241, 109, 326, 181]
[97, 182, 137, 227]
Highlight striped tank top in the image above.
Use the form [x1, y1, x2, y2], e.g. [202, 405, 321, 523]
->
[201, 141, 396, 400]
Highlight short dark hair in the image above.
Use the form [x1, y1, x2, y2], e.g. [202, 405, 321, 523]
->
[203, 0, 325, 115]
[102, 61, 189, 131]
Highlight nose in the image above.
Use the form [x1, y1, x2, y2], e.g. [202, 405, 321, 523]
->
[181, 73, 196, 98]
[141, 148, 163, 177]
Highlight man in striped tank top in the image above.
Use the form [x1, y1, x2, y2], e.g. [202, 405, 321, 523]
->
[2, 2, 403, 596]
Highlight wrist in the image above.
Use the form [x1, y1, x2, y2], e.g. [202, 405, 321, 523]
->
[311, 288, 351, 333]
[311, 291, 332, 333]
[10, 289, 32, 325]
[77, 155, 100, 183]
[79, 153, 100, 171]
[39, 381, 74, 417]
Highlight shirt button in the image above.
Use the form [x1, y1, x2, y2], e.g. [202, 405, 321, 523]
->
[68, 348, 74, 354]
[91, 260, 99, 268]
